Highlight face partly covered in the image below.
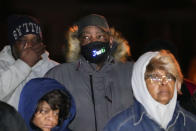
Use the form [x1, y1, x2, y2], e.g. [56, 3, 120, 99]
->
[145, 69, 176, 105]
[12, 34, 42, 59]
[32, 101, 59, 131]
[78, 26, 113, 66]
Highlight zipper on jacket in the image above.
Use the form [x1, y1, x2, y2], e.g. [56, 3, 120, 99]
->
[90, 75, 98, 131]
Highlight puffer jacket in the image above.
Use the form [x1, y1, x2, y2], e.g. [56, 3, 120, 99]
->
[45, 27, 134, 131]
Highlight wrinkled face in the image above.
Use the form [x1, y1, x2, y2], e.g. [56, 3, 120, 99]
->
[145, 69, 176, 105]
[79, 26, 111, 46]
[12, 34, 41, 59]
[32, 101, 59, 131]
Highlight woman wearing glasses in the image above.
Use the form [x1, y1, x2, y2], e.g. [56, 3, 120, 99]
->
[104, 50, 196, 131]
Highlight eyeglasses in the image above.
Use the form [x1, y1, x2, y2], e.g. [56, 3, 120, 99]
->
[145, 73, 176, 84]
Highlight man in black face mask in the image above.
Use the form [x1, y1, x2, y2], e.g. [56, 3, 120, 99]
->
[45, 14, 134, 131]
[77, 14, 111, 69]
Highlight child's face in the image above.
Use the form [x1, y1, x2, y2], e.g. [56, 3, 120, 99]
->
[32, 101, 59, 131]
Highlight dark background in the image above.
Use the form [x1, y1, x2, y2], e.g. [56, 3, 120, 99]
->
[0, 0, 196, 78]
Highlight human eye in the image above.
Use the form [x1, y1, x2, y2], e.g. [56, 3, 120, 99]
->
[151, 74, 161, 82]
[97, 32, 107, 40]
[166, 74, 176, 81]
[39, 109, 49, 114]
[53, 110, 59, 116]
[97, 34, 104, 39]
[83, 36, 90, 40]
[80, 33, 91, 41]
[17, 39, 27, 45]
[31, 37, 41, 44]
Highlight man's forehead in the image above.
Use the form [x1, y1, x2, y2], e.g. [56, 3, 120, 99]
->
[81, 26, 107, 35]
[20, 34, 39, 39]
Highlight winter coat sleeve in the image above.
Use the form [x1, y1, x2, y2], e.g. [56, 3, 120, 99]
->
[0, 59, 31, 100]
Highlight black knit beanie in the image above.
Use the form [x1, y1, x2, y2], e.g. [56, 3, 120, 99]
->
[75, 14, 110, 36]
[8, 15, 42, 45]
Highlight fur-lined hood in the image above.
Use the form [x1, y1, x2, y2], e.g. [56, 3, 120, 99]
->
[65, 26, 131, 63]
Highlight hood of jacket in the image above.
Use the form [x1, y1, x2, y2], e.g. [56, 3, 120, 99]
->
[18, 78, 76, 131]
[132, 51, 178, 129]
[65, 27, 131, 63]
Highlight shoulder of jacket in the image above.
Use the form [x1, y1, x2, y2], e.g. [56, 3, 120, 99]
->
[177, 105, 196, 124]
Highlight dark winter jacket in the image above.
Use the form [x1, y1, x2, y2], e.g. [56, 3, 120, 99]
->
[44, 28, 134, 131]
[0, 101, 28, 131]
[104, 99, 196, 131]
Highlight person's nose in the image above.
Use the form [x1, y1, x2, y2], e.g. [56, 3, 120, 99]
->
[91, 36, 98, 42]
[160, 76, 168, 85]
[46, 111, 56, 121]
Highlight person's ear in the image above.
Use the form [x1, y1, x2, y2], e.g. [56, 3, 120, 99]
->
[176, 81, 183, 95]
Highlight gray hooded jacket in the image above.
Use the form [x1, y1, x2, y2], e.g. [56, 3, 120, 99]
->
[45, 28, 134, 131]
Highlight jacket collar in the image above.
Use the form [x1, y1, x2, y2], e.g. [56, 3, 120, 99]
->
[167, 103, 186, 128]
[75, 55, 114, 74]
[132, 99, 186, 128]
[132, 99, 148, 126]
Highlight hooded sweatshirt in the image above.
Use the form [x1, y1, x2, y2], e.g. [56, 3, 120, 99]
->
[132, 51, 177, 129]
[104, 51, 196, 131]
[45, 28, 134, 131]
[18, 78, 76, 131]
[0, 45, 58, 109]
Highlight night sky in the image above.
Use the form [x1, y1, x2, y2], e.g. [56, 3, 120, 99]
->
[0, 0, 196, 78]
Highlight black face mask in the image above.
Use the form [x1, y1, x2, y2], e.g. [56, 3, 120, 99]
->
[81, 41, 110, 64]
